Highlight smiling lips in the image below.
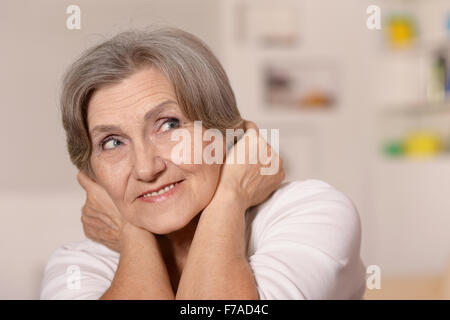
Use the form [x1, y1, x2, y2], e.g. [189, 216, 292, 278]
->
[138, 180, 183, 203]
[141, 182, 176, 197]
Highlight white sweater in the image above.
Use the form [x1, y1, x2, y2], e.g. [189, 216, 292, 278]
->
[40, 179, 367, 299]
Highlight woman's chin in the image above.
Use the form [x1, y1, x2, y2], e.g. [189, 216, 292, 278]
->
[135, 214, 193, 236]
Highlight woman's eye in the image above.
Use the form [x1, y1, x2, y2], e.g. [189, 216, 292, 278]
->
[159, 118, 180, 133]
[101, 137, 122, 150]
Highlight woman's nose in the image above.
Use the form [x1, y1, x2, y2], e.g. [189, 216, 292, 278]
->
[131, 143, 166, 182]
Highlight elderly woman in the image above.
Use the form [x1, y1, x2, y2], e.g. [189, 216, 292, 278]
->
[40, 26, 366, 300]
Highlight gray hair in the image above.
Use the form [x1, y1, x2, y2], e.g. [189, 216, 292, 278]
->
[60, 26, 243, 178]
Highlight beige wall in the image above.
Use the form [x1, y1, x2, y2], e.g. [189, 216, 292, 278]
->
[1, 0, 221, 299]
[0, 0, 221, 192]
[1, 0, 449, 299]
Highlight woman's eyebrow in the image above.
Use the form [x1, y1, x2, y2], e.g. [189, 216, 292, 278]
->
[90, 124, 123, 138]
[90, 99, 178, 137]
[144, 99, 178, 120]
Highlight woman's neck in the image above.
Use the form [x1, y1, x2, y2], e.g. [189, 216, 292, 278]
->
[156, 212, 201, 265]
[156, 213, 202, 293]
[159, 212, 200, 245]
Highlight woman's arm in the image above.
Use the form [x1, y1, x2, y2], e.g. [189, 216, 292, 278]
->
[77, 171, 174, 299]
[175, 190, 258, 299]
[175, 121, 285, 299]
[100, 222, 175, 300]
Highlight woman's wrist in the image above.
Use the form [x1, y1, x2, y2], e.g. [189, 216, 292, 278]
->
[119, 222, 156, 250]
[210, 184, 249, 213]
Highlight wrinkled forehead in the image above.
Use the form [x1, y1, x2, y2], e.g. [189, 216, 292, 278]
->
[87, 67, 178, 129]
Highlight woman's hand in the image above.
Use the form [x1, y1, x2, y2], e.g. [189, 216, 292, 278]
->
[175, 120, 279, 299]
[77, 171, 125, 253]
[76, 172, 173, 299]
[215, 120, 285, 210]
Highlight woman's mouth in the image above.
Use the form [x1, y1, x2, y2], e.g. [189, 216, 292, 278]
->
[138, 180, 183, 203]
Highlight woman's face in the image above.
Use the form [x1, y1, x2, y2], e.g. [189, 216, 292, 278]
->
[87, 66, 223, 234]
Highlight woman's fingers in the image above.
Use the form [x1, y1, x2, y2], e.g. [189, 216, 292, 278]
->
[81, 214, 120, 240]
[242, 120, 280, 165]
[217, 119, 285, 209]
[82, 204, 120, 231]
[77, 170, 123, 219]
[77, 170, 110, 204]
[77, 170, 96, 192]
[82, 215, 121, 252]
[77, 170, 124, 249]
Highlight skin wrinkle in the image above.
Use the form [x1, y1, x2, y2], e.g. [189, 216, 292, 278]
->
[90, 101, 179, 142]
[87, 66, 223, 279]
[60, 29, 289, 299]
[59, 29, 255, 296]
[126, 138, 166, 205]
[96, 69, 161, 105]
[88, 73, 174, 134]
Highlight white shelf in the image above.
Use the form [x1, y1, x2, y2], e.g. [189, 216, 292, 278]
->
[379, 153, 450, 164]
[379, 101, 450, 117]
[248, 108, 338, 129]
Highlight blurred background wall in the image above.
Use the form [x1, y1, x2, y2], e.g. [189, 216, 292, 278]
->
[1, 0, 449, 299]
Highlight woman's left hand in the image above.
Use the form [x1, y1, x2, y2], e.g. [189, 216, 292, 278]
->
[77, 171, 125, 252]
[214, 120, 285, 210]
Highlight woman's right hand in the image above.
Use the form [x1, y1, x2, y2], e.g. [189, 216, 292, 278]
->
[77, 171, 125, 253]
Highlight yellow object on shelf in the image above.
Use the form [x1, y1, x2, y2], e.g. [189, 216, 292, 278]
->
[404, 131, 442, 157]
[385, 14, 417, 49]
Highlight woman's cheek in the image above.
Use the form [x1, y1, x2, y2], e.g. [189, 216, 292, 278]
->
[91, 149, 131, 202]
[152, 129, 195, 165]
[156, 127, 224, 166]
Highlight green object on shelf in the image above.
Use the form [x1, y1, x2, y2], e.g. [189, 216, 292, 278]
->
[383, 141, 404, 156]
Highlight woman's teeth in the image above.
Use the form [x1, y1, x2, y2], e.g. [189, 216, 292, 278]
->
[142, 183, 176, 198]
